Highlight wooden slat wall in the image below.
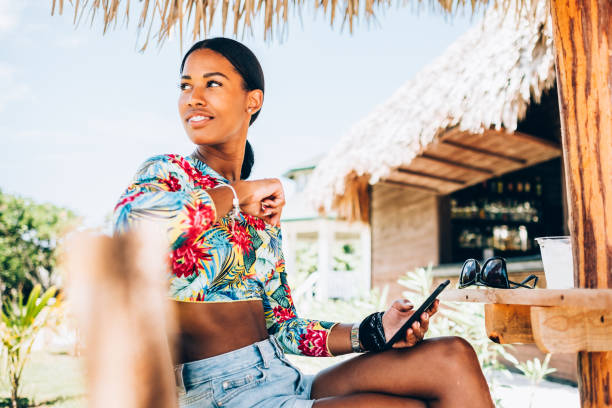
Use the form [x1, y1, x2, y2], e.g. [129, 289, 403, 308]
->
[370, 183, 440, 302]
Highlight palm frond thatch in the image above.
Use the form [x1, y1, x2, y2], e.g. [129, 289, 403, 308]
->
[305, 0, 555, 216]
[50, 0, 537, 50]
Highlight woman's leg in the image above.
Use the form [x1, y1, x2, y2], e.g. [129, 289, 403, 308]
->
[313, 393, 427, 407]
[310, 336, 493, 408]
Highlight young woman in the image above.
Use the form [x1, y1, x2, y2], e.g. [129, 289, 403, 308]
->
[113, 37, 494, 408]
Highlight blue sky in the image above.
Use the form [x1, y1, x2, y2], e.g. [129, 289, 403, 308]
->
[0, 0, 478, 226]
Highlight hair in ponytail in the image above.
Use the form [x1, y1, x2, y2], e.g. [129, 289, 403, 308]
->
[180, 38, 264, 179]
[241, 140, 255, 180]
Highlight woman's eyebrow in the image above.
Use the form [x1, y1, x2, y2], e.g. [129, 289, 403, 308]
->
[181, 72, 229, 80]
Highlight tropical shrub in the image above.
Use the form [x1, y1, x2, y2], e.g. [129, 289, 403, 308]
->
[1, 285, 58, 408]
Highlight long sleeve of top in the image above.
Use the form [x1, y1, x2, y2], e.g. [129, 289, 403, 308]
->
[112, 154, 337, 357]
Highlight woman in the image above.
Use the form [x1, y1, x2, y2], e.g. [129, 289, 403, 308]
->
[113, 37, 493, 408]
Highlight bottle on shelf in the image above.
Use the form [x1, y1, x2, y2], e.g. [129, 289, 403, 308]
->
[535, 177, 542, 196]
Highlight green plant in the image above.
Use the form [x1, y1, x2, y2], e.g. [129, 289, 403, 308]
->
[515, 354, 557, 408]
[332, 242, 360, 272]
[1, 284, 58, 408]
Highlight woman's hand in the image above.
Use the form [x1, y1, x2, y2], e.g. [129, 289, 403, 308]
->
[381, 298, 440, 348]
[233, 178, 285, 227]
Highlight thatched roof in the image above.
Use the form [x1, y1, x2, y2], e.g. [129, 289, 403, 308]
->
[306, 1, 556, 219]
[53, 0, 535, 50]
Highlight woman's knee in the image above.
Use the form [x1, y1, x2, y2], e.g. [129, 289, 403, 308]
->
[425, 336, 480, 373]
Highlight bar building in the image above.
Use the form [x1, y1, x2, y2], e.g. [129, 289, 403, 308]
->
[307, 3, 575, 381]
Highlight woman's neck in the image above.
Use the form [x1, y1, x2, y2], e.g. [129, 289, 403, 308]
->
[193, 145, 244, 183]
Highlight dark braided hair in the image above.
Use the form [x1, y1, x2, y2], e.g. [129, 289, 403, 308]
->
[180, 38, 264, 180]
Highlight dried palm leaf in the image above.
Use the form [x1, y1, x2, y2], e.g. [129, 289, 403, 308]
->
[50, 0, 528, 50]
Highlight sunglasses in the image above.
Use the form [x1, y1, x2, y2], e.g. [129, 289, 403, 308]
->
[459, 256, 538, 289]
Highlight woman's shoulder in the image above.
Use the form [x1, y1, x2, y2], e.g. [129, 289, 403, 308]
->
[134, 153, 192, 176]
[134, 153, 224, 189]
[136, 153, 185, 168]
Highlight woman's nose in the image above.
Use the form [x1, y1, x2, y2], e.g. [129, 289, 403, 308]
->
[188, 86, 207, 106]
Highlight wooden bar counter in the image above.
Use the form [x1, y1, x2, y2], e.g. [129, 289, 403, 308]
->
[441, 288, 612, 354]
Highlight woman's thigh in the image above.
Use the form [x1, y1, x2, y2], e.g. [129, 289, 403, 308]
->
[310, 336, 486, 402]
[313, 393, 427, 408]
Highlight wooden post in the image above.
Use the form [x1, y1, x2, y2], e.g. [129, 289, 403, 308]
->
[64, 227, 178, 408]
[549, 0, 612, 406]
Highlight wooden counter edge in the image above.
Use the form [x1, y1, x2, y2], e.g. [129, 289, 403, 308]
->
[440, 288, 612, 309]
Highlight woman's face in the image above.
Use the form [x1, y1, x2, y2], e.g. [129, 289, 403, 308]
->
[178, 49, 261, 146]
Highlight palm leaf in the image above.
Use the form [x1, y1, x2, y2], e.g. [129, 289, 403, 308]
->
[50, 0, 528, 50]
[24, 285, 42, 325]
[32, 287, 58, 320]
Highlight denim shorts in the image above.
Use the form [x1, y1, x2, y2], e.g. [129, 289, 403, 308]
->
[174, 336, 315, 408]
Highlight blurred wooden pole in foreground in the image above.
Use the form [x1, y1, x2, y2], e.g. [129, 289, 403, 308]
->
[63, 225, 178, 408]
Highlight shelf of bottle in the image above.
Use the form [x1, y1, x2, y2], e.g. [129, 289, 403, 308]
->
[450, 217, 540, 225]
[455, 246, 535, 252]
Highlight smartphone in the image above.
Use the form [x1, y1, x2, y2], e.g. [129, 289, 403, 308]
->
[383, 279, 450, 349]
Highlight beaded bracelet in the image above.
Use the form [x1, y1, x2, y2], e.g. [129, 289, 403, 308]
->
[350, 322, 364, 353]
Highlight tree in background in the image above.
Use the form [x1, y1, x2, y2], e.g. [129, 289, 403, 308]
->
[0, 190, 78, 299]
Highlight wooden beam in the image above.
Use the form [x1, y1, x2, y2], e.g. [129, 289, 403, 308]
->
[550, 0, 612, 406]
[531, 306, 612, 353]
[482, 303, 612, 353]
[441, 288, 612, 309]
[494, 130, 563, 152]
[395, 168, 466, 185]
[419, 153, 495, 176]
[485, 304, 534, 344]
[441, 139, 527, 164]
[380, 179, 440, 194]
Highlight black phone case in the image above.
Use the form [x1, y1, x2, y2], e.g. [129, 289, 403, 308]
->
[383, 279, 450, 349]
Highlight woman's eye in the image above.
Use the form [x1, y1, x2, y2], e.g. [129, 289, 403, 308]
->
[178, 83, 191, 91]
[207, 80, 221, 88]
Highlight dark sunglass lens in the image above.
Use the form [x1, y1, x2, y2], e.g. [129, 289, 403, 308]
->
[460, 259, 478, 285]
[482, 259, 508, 288]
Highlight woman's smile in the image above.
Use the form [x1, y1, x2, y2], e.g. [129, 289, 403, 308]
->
[186, 109, 215, 128]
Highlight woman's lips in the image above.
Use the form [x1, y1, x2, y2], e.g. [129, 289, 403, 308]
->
[187, 116, 213, 129]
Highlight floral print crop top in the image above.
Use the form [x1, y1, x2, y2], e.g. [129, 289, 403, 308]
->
[113, 154, 336, 357]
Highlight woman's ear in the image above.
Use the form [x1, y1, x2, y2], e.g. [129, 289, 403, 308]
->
[246, 89, 263, 114]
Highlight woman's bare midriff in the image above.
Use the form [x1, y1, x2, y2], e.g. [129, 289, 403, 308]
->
[174, 299, 269, 364]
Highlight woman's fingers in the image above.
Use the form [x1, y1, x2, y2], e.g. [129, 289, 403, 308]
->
[425, 299, 439, 317]
[262, 194, 284, 207]
[420, 312, 429, 333]
[233, 179, 287, 227]
[392, 299, 414, 312]
[412, 321, 424, 342]
[386, 298, 439, 349]
[392, 311, 430, 348]
[264, 207, 282, 227]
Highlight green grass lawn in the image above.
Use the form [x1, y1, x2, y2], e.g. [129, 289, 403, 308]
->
[0, 350, 86, 408]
